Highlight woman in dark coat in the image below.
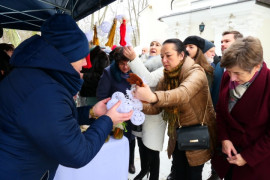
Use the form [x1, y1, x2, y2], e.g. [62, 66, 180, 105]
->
[212, 36, 270, 180]
[96, 46, 136, 174]
[183, 36, 214, 89]
[96, 46, 131, 103]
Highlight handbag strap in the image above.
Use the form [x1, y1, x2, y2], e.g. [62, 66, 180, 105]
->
[178, 89, 209, 128]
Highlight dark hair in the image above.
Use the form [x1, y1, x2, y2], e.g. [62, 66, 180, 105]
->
[222, 31, 243, 40]
[0, 43, 14, 52]
[195, 48, 214, 76]
[181, 37, 213, 76]
[80, 46, 110, 97]
[111, 46, 129, 64]
[163, 38, 187, 58]
[221, 36, 263, 72]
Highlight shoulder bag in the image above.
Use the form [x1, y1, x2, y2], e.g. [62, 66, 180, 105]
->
[176, 93, 210, 151]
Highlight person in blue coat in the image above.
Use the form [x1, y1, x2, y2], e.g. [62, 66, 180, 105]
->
[211, 31, 243, 110]
[0, 14, 132, 180]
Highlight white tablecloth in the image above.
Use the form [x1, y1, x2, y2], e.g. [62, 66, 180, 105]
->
[54, 136, 129, 180]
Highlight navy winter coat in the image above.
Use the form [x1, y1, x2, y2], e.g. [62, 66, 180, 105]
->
[211, 62, 224, 109]
[0, 35, 113, 180]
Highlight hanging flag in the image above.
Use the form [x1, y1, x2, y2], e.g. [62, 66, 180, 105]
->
[105, 18, 117, 47]
[92, 25, 100, 46]
[119, 19, 127, 46]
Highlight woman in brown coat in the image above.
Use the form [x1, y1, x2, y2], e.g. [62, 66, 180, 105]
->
[133, 38, 216, 180]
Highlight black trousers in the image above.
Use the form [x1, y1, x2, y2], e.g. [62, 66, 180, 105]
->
[137, 137, 160, 180]
[173, 145, 204, 180]
[129, 138, 135, 165]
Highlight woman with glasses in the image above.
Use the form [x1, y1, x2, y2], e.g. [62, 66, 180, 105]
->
[96, 46, 135, 174]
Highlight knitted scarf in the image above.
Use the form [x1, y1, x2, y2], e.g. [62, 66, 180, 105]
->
[162, 60, 184, 140]
[228, 66, 261, 112]
[110, 61, 130, 82]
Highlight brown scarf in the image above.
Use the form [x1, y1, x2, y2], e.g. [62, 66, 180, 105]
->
[162, 60, 184, 140]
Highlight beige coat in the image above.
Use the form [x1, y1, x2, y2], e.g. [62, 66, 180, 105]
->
[143, 56, 216, 166]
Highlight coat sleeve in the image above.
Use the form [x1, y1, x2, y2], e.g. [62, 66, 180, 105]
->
[153, 64, 206, 108]
[77, 106, 92, 125]
[128, 57, 163, 88]
[142, 103, 162, 115]
[96, 69, 112, 101]
[144, 56, 163, 72]
[17, 84, 113, 168]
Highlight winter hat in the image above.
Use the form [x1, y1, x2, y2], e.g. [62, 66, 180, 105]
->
[183, 36, 205, 50]
[203, 40, 215, 53]
[41, 14, 89, 63]
[151, 38, 164, 46]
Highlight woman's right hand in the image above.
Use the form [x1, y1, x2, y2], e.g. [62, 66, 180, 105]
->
[222, 140, 238, 158]
[133, 84, 157, 103]
[105, 100, 133, 125]
[123, 46, 136, 61]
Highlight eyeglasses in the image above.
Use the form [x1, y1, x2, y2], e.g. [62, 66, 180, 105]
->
[119, 62, 129, 67]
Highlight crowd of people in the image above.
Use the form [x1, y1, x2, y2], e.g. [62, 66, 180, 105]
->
[0, 13, 270, 180]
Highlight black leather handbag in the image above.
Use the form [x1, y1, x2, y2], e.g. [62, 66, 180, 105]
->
[176, 94, 210, 151]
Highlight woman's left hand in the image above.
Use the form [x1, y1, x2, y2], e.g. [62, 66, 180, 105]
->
[133, 84, 157, 103]
[227, 154, 247, 166]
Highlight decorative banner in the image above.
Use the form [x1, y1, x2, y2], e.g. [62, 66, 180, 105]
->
[99, 21, 112, 33]
[125, 33, 131, 46]
[92, 25, 99, 46]
[126, 25, 133, 34]
[105, 18, 117, 48]
[115, 15, 123, 21]
[119, 18, 127, 46]
[97, 27, 107, 37]
[85, 30, 93, 42]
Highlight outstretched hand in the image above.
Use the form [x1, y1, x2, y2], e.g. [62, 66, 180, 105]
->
[92, 98, 111, 117]
[133, 84, 157, 103]
[123, 46, 136, 61]
[105, 100, 133, 125]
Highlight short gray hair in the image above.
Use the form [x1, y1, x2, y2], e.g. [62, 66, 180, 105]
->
[221, 36, 263, 72]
